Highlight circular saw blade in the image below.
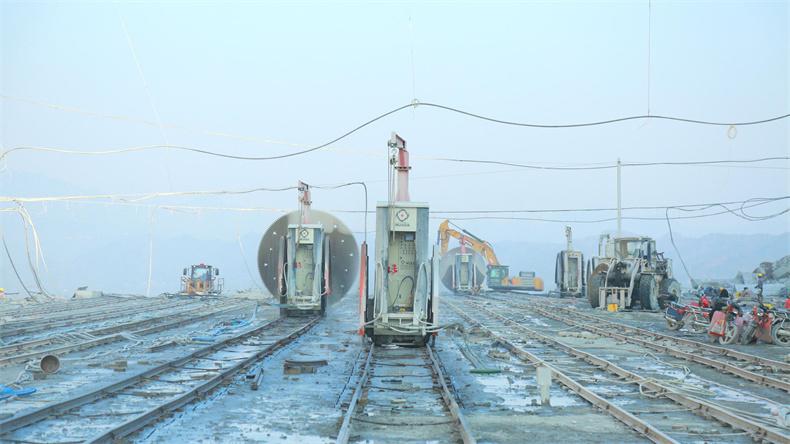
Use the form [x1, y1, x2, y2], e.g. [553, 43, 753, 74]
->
[438, 247, 487, 292]
[258, 210, 359, 298]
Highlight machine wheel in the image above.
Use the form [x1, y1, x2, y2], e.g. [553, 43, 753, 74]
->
[665, 317, 683, 331]
[587, 274, 605, 308]
[659, 279, 681, 308]
[772, 323, 790, 346]
[739, 323, 757, 345]
[638, 276, 659, 311]
[718, 322, 738, 345]
[585, 259, 593, 291]
[555, 252, 563, 296]
[689, 318, 708, 334]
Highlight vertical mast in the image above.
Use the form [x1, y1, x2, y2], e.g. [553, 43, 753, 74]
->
[298, 180, 311, 224]
[565, 226, 573, 251]
[389, 133, 410, 202]
[616, 158, 622, 237]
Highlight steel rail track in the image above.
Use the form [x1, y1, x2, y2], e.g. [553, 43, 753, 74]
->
[523, 300, 790, 393]
[0, 295, 128, 318]
[0, 300, 251, 366]
[336, 342, 476, 444]
[0, 297, 119, 318]
[0, 316, 319, 443]
[444, 299, 677, 444]
[490, 293, 790, 373]
[4, 297, 175, 326]
[1, 299, 191, 339]
[452, 298, 789, 444]
[0, 300, 236, 355]
[336, 346, 373, 444]
[538, 298, 790, 370]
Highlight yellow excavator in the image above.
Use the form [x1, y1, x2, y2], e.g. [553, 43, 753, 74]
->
[437, 220, 544, 292]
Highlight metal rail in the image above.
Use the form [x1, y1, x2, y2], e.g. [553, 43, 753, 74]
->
[2, 299, 190, 339]
[527, 301, 790, 393]
[445, 300, 677, 444]
[0, 316, 319, 440]
[4, 297, 175, 326]
[86, 317, 319, 443]
[335, 346, 373, 444]
[425, 342, 477, 444]
[336, 342, 476, 444]
[540, 299, 790, 372]
[0, 301, 250, 365]
[0, 295, 128, 319]
[0, 300, 240, 356]
[454, 299, 789, 444]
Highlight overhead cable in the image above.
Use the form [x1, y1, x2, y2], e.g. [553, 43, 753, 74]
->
[415, 102, 790, 128]
[432, 156, 789, 170]
[437, 197, 788, 223]
[2, 100, 788, 162]
[0, 186, 298, 204]
[334, 196, 789, 215]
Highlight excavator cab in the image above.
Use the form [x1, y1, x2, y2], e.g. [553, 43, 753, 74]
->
[487, 265, 510, 287]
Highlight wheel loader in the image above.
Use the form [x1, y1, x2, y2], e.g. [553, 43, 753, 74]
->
[586, 234, 680, 310]
[180, 263, 223, 296]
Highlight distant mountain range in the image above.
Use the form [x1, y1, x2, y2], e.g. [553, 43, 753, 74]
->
[491, 232, 790, 289]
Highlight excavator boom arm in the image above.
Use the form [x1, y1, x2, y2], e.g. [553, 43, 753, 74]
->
[437, 220, 500, 265]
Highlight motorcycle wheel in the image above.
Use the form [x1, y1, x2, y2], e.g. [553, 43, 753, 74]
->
[690, 321, 708, 334]
[665, 318, 683, 331]
[771, 324, 790, 346]
[718, 323, 738, 345]
[739, 324, 757, 345]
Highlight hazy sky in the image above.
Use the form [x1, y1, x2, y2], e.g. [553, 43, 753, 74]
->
[1, 1, 788, 294]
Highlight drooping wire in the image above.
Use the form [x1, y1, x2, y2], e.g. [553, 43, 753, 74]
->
[313, 181, 368, 243]
[664, 197, 790, 287]
[665, 207, 696, 287]
[1, 186, 299, 204]
[429, 196, 790, 214]
[1, 205, 53, 300]
[2, 101, 789, 162]
[2, 236, 34, 298]
[237, 233, 264, 292]
[435, 196, 788, 223]
[430, 156, 789, 170]
[415, 102, 790, 128]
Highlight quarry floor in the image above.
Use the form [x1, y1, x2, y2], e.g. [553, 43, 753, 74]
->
[1, 290, 788, 443]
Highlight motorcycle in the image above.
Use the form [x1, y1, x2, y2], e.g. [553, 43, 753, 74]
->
[771, 309, 790, 346]
[708, 300, 742, 345]
[739, 304, 773, 344]
[665, 301, 710, 333]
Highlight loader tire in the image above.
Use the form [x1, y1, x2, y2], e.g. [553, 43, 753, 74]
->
[638, 276, 659, 311]
[587, 274, 605, 308]
[555, 252, 563, 293]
